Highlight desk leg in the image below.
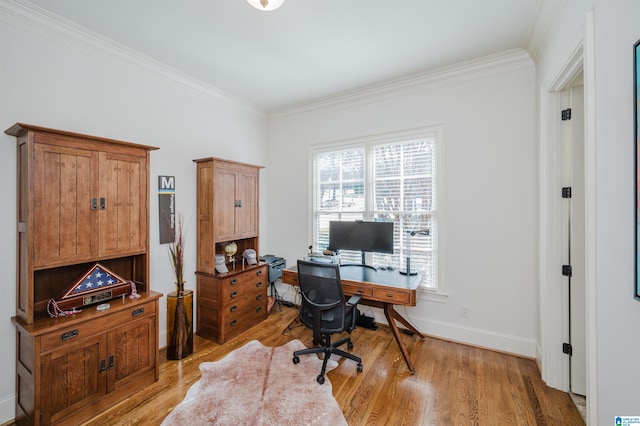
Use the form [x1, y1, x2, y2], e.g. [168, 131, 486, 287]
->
[382, 304, 423, 374]
[389, 308, 425, 338]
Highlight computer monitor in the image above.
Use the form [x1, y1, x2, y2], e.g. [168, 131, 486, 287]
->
[329, 220, 393, 267]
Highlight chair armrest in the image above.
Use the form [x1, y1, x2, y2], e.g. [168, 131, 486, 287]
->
[347, 294, 362, 306]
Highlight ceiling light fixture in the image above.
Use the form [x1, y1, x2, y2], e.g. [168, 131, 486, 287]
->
[246, 0, 285, 11]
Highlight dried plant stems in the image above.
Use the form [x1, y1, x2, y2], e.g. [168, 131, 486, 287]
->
[169, 214, 185, 292]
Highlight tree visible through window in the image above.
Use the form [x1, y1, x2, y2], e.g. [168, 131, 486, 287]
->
[312, 132, 439, 289]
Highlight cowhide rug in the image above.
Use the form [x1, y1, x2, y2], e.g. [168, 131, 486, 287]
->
[161, 339, 347, 425]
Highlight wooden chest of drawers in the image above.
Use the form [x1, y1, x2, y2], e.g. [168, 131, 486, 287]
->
[196, 264, 268, 344]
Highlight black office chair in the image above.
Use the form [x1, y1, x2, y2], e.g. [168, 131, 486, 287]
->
[292, 259, 363, 384]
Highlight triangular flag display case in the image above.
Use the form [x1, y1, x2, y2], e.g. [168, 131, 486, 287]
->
[53, 263, 131, 312]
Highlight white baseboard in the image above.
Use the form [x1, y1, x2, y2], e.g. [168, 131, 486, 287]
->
[409, 317, 538, 358]
[0, 393, 15, 425]
[277, 284, 537, 358]
[366, 308, 537, 359]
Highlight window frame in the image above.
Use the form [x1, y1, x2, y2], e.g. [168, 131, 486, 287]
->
[309, 126, 446, 300]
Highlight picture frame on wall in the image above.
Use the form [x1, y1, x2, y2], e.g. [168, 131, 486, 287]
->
[635, 38, 640, 301]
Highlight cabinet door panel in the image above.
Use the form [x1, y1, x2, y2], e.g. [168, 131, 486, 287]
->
[236, 172, 259, 238]
[111, 316, 156, 391]
[213, 169, 238, 241]
[98, 153, 147, 257]
[41, 334, 107, 424]
[33, 144, 93, 267]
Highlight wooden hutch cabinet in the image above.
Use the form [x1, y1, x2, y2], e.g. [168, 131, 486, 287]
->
[193, 157, 268, 344]
[6, 123, 161, 426]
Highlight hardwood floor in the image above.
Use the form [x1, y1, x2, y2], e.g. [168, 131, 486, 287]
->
[78, 305, 583, 426]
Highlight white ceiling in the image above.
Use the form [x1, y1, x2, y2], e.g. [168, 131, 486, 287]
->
[23, 0, 546, 112]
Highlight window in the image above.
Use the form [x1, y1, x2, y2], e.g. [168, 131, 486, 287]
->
[312, 129, 440, 290]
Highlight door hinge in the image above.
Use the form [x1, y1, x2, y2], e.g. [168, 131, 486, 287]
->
[563, 342, 573, 356]
[562, 265, 572, 277]
[561, 108, 572, 121]
[562, 187, 572, 198]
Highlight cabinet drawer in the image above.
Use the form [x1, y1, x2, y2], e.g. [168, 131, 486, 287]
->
[223, 293, 267, 316]
[223, 282, 266, 304]
[221, 268, 266, 291]
[371, 288, 411, 304]
[40, 301, 156, 351]
[220, 300, 268, 337]
[342, 283, 373, 298]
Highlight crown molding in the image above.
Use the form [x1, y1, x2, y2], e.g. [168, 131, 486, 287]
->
[522, 0, 564, 63]
[270, 49, 534, 121]
[0, 0, 265, 118]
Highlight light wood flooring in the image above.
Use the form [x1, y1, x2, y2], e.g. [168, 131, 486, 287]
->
[76, 305, 583, 426]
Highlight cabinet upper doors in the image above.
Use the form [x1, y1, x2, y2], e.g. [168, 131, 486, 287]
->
[32, 144, 148, 268]
[32, 143, 94, 267]
[235, 170, 259, 238]
[213, 168, 238, 241]
[98, 152, 148, 258]
[212, 166, 259, 242]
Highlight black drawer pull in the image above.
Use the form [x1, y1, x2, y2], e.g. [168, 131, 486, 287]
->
[100, 359, 106, 373]
[61, 329, 79, 341]
[256, 307, 262, 313]
[256, 270, 263, 276]
[91, 198, 98, 210]
[230, 291, 238, 298]
[256, 281, 263, 288]
[230, 319, 237, 327]
[230, 279, 238, 285]
[100, 197, 106, 210]
[256, 294, 263, 301]
[108, 355, 115, 369]
[230, 305, 238, 312]
[132, 308, 144, 317]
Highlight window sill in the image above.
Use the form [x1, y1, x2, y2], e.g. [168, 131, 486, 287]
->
[417, 287, 448, 303]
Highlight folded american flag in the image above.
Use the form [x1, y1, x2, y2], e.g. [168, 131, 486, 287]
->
[71, 264, 124, 294]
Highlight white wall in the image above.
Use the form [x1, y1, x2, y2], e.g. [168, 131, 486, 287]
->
[591, 1, 640, 422]
[536, 0, 640, 423]
[265, 52, 539, 358]
[0, 7, 268, 423]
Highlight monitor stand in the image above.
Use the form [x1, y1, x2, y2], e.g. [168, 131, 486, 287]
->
[340, 251, 377, 271]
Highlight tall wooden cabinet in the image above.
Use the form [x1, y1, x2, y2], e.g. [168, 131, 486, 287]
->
[193, 158, 267, 344]
[194, 158, 262, 274]
[6, 123, 161, 426]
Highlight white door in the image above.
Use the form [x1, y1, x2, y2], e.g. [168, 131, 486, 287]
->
[566, 81, 587, 396]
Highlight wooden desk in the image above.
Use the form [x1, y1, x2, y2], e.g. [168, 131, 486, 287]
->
[281, 265, 424, 373]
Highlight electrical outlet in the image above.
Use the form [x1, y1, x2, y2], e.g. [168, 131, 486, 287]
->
[461, 305, 470, 318]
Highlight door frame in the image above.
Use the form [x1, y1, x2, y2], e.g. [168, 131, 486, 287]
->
[538, 11, 597, 423]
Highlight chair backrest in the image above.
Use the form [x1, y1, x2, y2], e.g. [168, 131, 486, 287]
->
[297, 259, 347, 335]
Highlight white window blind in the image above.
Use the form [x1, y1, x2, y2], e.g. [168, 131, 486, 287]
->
[312, 132, 439, 289]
